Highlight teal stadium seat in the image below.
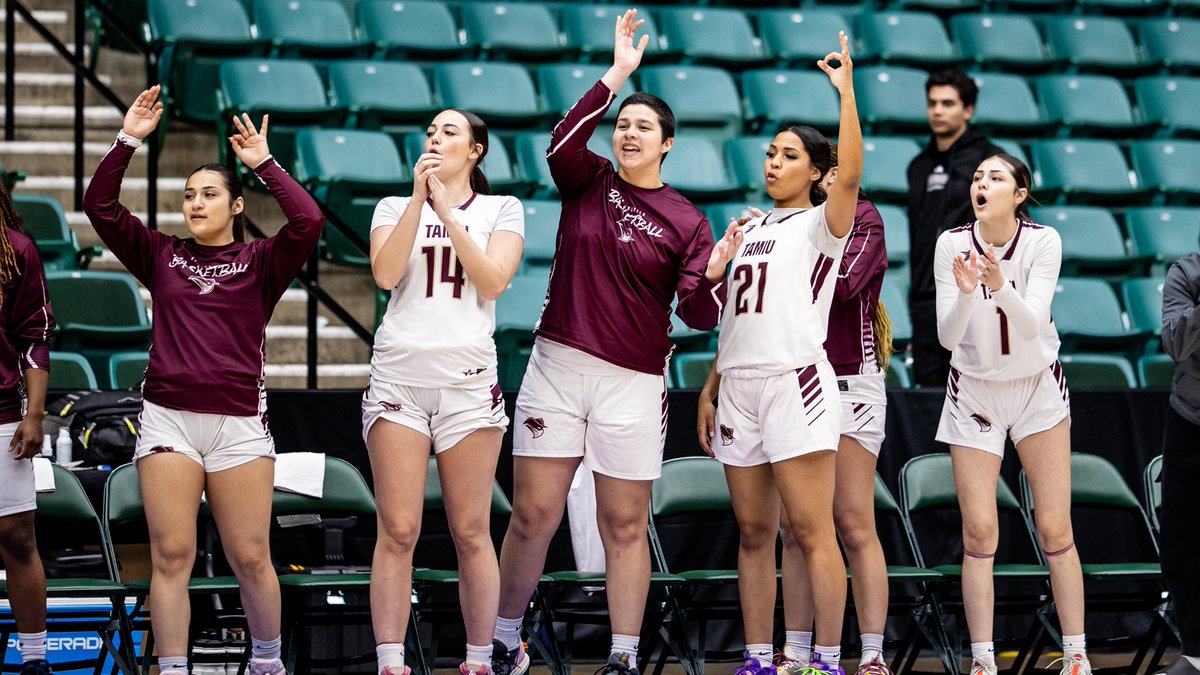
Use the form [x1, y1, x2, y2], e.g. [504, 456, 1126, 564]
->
[108, 351, 150, 390]
[328, 61, 435, 129]
[971, 72, 1049, 136]
[741, 70, 840, 133]
[881, 275, 912, 347]
[1122, 277, 1166, 338]
[217, 59, 345, 180]
[1138, 354, 1175, 388]
[1031, 139, 1147, 203]
[1139, 19, 1200, 71]
[45, 271, 153, 376]
[48, 351, 98, 390]
[514, 132, 555, 196]
[1135, 77, 1200, 137]
[434, 63, 546, 127]
[758, 9, 856, 65]
[11, 194, 97, 271]
[857, 11, 961, 67]
[994, 139, 1031, 170]
[560, 4, 667, 61]
[538, 64, 636, 120]
[495, 271, 550, 389]
[356, 0, 463, 59]
[147, 0, 268, 124]
[725, 135, 774, 195]
[1126, 207, 1200, 264]
[875, 204, 910, 268]
[520, 200, 561, 269]
[862, 136, 923, 200]
[1131, 140, 1200, 202]
[252, 0, 370, 59]
[670, 352, 715, 389]
[1036, 75, 1155, 136]
[637, 66, 742, 130]
[1059, 354, 1137, 389]
[294, 129, 409, 267]
[660, 137, 741, 202]
[1042, 17, 1150, 74]
[893, 0, 982, 14]
[887, 359, 913, 389]
[855, 66, 930, 134]
[460, 3, 572, 61]
[1029, 206, 1143, 276]
[656, 7, 769, 69]
[951, 14, 1058, 71]
[1052, 278, 1148, 352]
[1077, 0, 1165, 11]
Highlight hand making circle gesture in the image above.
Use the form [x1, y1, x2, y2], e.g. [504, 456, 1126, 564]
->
[228, 113, 272, 170]
[817, 31, 854, 96]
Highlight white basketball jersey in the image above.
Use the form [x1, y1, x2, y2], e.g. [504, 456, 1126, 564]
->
[717, 204, 847, 377]
[370, 194, 525, 388]
[934, 221, 1062, 380]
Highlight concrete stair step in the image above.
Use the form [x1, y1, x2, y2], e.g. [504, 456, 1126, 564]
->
[0, 8, 73, 45]
[0, 129, 238, 176]
[1, 72, 119, 106]
[0, 41, 91, 75]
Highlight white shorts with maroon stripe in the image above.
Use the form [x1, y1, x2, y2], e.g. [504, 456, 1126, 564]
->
[135, 400, 275, 472]
[513, 338, 667, 481]
[837, 373, 886, 457]
[0, 422, 35, 517]
[713, 360, 842, 467]
[362, 378, 508, 452]
[936, 362, 1071, 458]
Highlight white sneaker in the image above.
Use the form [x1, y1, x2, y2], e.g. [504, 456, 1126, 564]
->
[970, 659, 998, 675]
[777, 645, 811, 673]
[1053, 653, 1092, 675]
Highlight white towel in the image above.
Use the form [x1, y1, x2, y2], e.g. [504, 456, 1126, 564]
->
[33, 457, 56, 492]
[567, 464, 606, 573]
[273, 452, 326, 498]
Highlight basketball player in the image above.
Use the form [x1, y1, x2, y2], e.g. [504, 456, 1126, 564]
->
[491, 10, 738, 675]
[364, 108, 524, 675]
[84, 86, 324, 675]
[696, 31, 862, 675]
[933, 154, 1088, 675]
[0, 181, 55, 675]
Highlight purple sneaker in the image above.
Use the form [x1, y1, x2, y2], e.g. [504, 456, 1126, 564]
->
[461, 664, 492, 675]
[248, 659, 286, 675]
[807, 659, 847, 675]
[734, 651, 778, 675]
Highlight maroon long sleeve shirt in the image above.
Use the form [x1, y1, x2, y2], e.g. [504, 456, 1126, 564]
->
[0, 231, 54, 424]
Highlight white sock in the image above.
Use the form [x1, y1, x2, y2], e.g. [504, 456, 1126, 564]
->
[787, 631, 814, 661]
[466, 643, 492, 669]
[1185, 656, 1200, 670]
[494, 615, 523, 652]
[611, 633, 640, 662]
[160, 657, 189, 673]
[814, 645, 841, 670]
[971, 642, 996, 666]
[252, 635, 283, 661]
[19, 631, 47, 662]
[747, 643, 773, 668]
[860, 633, 885, 664]
[377, 643, 405, 675]
[1062, 634, 1086, 657]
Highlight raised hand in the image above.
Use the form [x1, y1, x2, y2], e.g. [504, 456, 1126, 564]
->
[613, 8, 650, 76]
[412, 153, 442, 203]
[706, 219, 745, 282]
[123, 85, 164, 140]
[427, 174, 451, 220]
[817, 31, 854, 95]
[952, 250, 982, 294]
[228, 113, 271, 169]
[979, 245, 1007, 293]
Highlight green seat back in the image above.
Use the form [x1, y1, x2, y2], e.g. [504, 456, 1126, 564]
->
[460, 3, 563, 57]
[1032, 140, 1137, 198]
[423, 456, 512, 515]
[295, 129, 406, 185]
[900, 453, 1021, 514]
[219, 59, 331, 113]
[652, 456, 732, 518]
[1132, 140, 1200, 197]
[149, 0, 253, 43]
[854, 66, 929, 132]
[742, 70, 839, 132]
[725, 135, 774, 194]
[521, 200, 560, 268]
[253, 0, 360, 49]
[994, 140, 1029, 170]
[561, 4, 662, 59]
[49, 351, 99, 390]
[1144, 455, 1163, 529]
[514, 132, 555, 194]
[657, 7, 764, 64]
[496, 271, 550, 333]
[1031, 453, 1142, 511]
[1029, 206, 1128, 271]
[435, 62, 541, 123]
[880, 275, 912, 343]
[671, 352, 715, 389]
[638, 66, 742, 127]
[1139, 19, 1200, 70]
[104, 463, 147, 528]
[1037, 75, 1139, 130]
[874, 473, 901, 513]
[538, 64, 635, 120]
[758, 9, 855, 62]
[1122, 278, 1165, 336]
[886, 358, 912, 389]
[273, 456, 376, 517]
[1135, 77, 1200, 135]
[1127, 207, 1200, 264]
[12, 194, 70, 243]
[951, 14, 1053, 68]
[661, 137, 739, 197]
[972, 72, 1044, 131]
[1137, 354, 1175, 388]
[328, 61, 434, 124]
[862, 136, 922, 198]
[857, 11, 958, 66]
[356, 0, 461, 56]
[1059, 354, 1137, 390]
[1052, 278, 1133, 340]
[109, 351, 150, 389]
[39, 462, 103, 521]
[45, 271, 150, 330]
[876, 204, 910, 267]
[1043, 17, 1145, 72]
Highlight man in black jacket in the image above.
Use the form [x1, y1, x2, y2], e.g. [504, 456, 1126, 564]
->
[906, 69, 1004, 387]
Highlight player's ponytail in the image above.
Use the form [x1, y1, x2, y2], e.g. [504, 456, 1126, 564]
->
[452, 109, 492, 196]
[873, 298, 894, 372]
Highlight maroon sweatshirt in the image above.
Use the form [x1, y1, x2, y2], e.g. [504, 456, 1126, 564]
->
[537, 80, 723, 375]
[0, 230, 54, 424]
[826, 200, 889, 377]
[84, 139, 324, 416]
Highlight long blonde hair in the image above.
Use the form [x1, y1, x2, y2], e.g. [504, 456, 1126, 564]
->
[873, 298, 894, 372]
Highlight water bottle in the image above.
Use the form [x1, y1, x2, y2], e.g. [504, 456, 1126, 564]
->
[55, 427, 72, 465]
[42, 433, 52, 457]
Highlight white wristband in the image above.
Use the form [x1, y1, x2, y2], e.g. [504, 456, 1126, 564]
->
[116, 131, 143, 149]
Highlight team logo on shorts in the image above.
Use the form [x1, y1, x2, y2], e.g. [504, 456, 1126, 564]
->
[719, 424, 735, 446]
[970, 414, 993, 433]
[523, 417, 546, 438]
[379, 401, 404, 412]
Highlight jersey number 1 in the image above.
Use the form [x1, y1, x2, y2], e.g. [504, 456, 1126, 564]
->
[421, 246, 465, 299]
[732, 262, 768, 315]
[996, 307, 1010, 355]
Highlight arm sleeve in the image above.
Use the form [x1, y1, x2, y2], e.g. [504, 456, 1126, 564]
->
[991, 231, 1062, 342]
[82, 138, 169, 287]
[835, 202, 889, 302]
[258, 156, 326, 303]
[546, 80, 617, 199]
[1162, 257, 1200, 362]
[7, 244, 55, 373]
[675, 217, 723, 331]
[935, 233, 977, 350]
[494, 197, 526, 238]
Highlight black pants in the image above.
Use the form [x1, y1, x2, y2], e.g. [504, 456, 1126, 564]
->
[1160, 406, 1200, 655]
[911, 297, 951, 388]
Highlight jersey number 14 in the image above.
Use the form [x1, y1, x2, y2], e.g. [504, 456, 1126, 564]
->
[421, 246, 465, 298]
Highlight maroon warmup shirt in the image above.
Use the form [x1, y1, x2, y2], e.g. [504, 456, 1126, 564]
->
[0, 230, 54, 424]
[825, 200, 888, 377]
[537, 80, 723, 375]
[84, 139, 324, 417]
